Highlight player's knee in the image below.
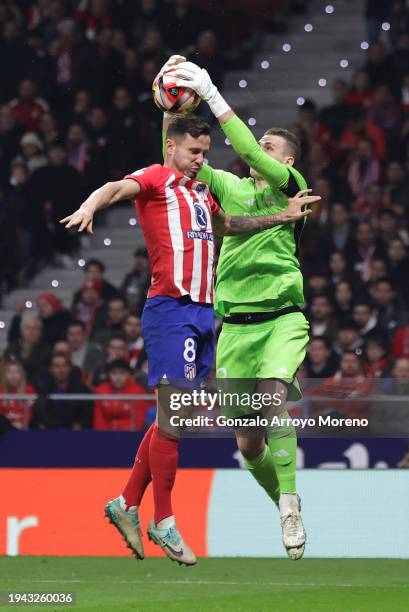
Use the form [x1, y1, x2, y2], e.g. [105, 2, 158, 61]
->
[236, 436, 264, 460]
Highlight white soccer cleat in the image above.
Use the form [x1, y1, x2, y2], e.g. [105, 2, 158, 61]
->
[279, 493, 306, 560]
[104, 496, 144, 559]
[147, 520, 197, 566]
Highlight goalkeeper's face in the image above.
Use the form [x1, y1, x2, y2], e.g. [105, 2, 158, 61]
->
[250, 134, 294, 179]
[168, 133, 211, 178]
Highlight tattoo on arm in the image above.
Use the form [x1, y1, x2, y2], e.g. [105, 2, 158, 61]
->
[224, 213, 283, 236]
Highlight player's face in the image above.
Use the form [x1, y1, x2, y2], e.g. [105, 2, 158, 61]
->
[169, 134, 211, 178]
[250, 134, 294, 179]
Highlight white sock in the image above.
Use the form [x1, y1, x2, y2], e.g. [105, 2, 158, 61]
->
[118, 495, 137, 513]
[279, 493, 299, 514]
[157, 515, 176, 529]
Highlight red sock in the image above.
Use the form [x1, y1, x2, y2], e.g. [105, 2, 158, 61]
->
[149, 424, 179, 525]
[122, 423, 154, 507]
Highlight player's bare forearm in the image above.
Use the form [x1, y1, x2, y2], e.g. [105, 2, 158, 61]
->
[213, 190, 320, 237]
[60, 179, 140, 234]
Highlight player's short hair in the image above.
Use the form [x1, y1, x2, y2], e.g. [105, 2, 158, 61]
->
[264, 127, 301, 160]
[167, 115, 211, 141]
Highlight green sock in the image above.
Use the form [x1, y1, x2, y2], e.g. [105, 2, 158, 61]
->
[243, 446, 280, 504]
[267, 411, 297, 494]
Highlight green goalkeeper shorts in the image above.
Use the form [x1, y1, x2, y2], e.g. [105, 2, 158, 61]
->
[215, 311, 309, 417]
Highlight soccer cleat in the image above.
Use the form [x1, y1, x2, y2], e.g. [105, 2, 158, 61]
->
[279, 493, 306, 561]
[147, 521, 197, 566]
[104, 497, 144, 559]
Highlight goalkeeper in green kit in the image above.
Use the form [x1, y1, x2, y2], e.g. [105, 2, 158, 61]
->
[163, 58, 315, 560]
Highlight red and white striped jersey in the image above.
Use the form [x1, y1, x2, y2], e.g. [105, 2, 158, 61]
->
[124, 164, 220, 304]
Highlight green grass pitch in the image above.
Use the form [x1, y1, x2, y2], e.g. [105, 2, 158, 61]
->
[0, 557, 408, 611]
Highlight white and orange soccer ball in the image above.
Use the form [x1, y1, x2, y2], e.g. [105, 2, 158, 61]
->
[152, 70, 201, 114]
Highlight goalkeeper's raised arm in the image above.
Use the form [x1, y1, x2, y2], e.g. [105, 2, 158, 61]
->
[173, 62, 303, 194]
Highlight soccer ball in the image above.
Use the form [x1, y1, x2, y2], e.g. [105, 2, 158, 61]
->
[152, 71, 201, 114]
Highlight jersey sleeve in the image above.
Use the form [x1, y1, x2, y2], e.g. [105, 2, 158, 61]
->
[197, 164, 240, 208]
[220, 115, 305, 196]
[123, 164, 163, 197]
[208, 191, 220, 216]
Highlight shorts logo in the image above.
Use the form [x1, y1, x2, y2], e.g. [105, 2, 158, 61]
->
[193, 202, 208, 229]
[184, 363, 196, 380]
[275, 367, 288, 375]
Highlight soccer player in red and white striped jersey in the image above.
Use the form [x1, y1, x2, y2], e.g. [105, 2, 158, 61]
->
[61, 114, 318, 565]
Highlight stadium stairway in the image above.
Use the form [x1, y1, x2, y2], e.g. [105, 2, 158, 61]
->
[0, 0, 367, 353]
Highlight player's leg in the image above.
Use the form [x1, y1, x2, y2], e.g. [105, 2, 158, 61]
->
[146, 383, 196, 565]
[257, 312, 310, 559]
[147, 298, 215, 565]
[105, 422, 154, 559]
[216, 324, 280, 504]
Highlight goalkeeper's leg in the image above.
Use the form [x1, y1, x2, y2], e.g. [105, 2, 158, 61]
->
[258, 378, 306, 560]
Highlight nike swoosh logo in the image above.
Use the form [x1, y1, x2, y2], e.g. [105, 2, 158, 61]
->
[164, 544, 184, 557]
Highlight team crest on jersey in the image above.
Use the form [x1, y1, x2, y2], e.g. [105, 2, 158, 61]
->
[184, 363, 196, 380]
[193, 202, 208, 229]
[195, 183, 206, 192]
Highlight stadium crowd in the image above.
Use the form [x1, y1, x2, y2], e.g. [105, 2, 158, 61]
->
[0, 1, 409, 450]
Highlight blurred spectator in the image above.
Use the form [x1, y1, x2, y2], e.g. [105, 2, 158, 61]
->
[72, 278, 103, 335]
[366, 85, 402, 144]
[4, 315, 50, 383]
[92, 335, 128, 386]
[25, 143, 82, 263]
[363, 335, 390, 377]
[18, 132, 47, 174]
[8, 79, 49, 132]
[120, 248, 150, 312]
[326, 202, 354, 253]
[352, 301, 380, 338]
[369, 358, 409, 435]
[304, 336, 339, 379]
[123, 314, 144, 364]
[334, 281, 354, 322]
[387, 238, 409, 302]
[0, 360, 34, 429]
[72, 259, 118, 306]
[109, 86, 148, 178]
[309, 295, 338, 342]
[347, 139, 380, 201]
[369, 278, 409, 337]
[340, 106, 385, 159]
[93, 296, 129, 347]
[320, 79, 350, 140]
[392, 323, 409, 358]
[363, 42, 400, 94]
[94, 359, 150, 430]
[333, 321, 364, 355]
[346, 70, 374, 108]
[66, 320, 105, 376]
[312, 352, 372, 421]
[8, 292, 71, 345]
[31, 352, 92, 429]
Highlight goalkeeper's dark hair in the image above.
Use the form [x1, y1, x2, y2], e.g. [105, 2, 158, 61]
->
[167, 115, 210, 140]
[264, 127, 301, 161]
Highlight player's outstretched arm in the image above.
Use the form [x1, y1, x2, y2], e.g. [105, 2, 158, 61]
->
[59, 179, 141, 234]
[213, 190, 320, 237]
[173, 63, 290, 189]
